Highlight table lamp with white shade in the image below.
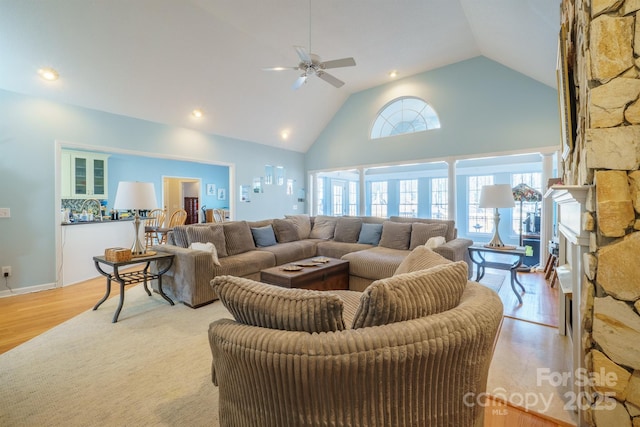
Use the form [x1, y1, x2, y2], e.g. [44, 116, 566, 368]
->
[113, 181, 157, 256]
[479, 184, 515, 249]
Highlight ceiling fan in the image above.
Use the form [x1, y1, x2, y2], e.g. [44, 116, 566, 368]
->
[264, 46, 356, 90]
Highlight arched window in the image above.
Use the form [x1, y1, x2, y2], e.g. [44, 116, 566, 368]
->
[370, 96, 440, 139]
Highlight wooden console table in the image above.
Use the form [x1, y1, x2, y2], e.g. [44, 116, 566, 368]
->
[468, 244, 526, 304]
[92, 251, 175, 323]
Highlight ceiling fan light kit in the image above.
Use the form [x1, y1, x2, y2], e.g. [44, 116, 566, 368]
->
[266, 45, 356, 90]
[263, 0, 356, 90]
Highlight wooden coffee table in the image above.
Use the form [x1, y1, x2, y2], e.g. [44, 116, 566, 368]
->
[260, 257, 349, 291]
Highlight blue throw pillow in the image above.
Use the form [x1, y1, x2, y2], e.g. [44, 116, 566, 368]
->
[251, 225, 277, 247]
[357, 223, 383, 245]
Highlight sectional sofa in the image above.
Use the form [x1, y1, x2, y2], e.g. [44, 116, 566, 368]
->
[152, 214, 473, 307]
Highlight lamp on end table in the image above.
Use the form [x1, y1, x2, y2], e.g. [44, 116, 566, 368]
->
[479, 184, 515, 249]
[113, 181, 158, 256]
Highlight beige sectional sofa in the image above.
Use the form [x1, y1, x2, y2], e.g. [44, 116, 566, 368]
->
[152, 214, 473, 307]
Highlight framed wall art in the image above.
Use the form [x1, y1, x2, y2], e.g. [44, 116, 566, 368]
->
[264, 165, 273, 185]
[276, 166, 285, 186]
[239, 185, 250, 202]
[253, 177, 263, 193]
[217, 188, 226, 200]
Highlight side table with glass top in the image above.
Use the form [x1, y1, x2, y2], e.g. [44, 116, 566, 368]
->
[92, 251, 175, 323]
[468, 244, 526, 304]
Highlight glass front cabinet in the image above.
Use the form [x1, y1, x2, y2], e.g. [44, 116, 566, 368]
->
[61, 150, 110, 199]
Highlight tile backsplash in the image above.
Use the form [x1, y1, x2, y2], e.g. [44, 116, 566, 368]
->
[61, 199, 148, 220]
[61, 199, 107, 215]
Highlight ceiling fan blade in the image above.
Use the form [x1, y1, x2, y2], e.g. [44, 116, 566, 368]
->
[321, 57, 356, 69]
[292, 75, 307, 90]
[262, 66, 298, 71]
[317, 71, 345, 88]
[294, 46, 312, 64]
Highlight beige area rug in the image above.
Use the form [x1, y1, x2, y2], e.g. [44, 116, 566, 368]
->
[487, 317, 577, 426]
[0, 285, 230, 426]
[476, 272, 505, 294]
[1, 283, 569, 427]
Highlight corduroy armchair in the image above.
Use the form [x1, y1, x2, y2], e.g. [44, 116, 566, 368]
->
[208, 252, 503, 427]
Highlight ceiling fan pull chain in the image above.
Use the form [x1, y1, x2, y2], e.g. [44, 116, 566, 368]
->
[308, 0, 312, 53]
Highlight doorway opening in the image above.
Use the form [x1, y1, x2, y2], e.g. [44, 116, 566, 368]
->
[163, 177, 201, 225]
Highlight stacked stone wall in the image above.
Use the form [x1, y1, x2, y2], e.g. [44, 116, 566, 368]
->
[563, 0, 640, 425]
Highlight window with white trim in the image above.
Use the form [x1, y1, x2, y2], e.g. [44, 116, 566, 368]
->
[332, 183, 344, 216]
[468, 175, 494, 233]
[316, 179, 324, 215]
[348, 181, 358, 216]
[371, 97, 440, 139]
[315, 170, 359, 216]
[430, 177, 448, 220]
[399, 179, 418, 217]
[370, 181, 388, 217]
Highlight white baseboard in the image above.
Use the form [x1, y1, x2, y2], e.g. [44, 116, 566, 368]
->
[0, 282, 57, 298]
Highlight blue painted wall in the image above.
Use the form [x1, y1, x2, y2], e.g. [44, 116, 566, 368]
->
[306, 56, 559, 171]
[106, 153, 230, 211]
[0, 56, 559, 293]
[0, 89, 305, 292]
[60, 150, 231, 214]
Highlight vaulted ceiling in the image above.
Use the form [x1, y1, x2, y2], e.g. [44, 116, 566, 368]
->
[0, 0, 560, 152]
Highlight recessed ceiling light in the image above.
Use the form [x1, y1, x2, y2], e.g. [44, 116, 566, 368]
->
[38, 67, 59, 81]
[281, 130, 289, 140]
[192, 109, 203, 118]
[388, 70, 398, 78]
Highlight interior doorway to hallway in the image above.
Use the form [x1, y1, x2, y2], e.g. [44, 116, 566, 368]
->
[163, 177, 201, 225]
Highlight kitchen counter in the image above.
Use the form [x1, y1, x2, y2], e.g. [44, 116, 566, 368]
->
[61, 218, 134, 226]
[60, 219, 144, 286]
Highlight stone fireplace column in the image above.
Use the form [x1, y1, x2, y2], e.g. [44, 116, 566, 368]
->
[561, 1, 640, 425]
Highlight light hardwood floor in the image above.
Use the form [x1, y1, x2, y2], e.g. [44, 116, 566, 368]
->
[484, 269, 573, 427]
[0, 268, 570, 426]
[0, 276, 123, 354]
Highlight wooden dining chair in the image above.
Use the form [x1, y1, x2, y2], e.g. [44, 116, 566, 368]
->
[213, 209, 226, 222]
[169, 209, 188, 227]
[144, 209, 166, 248]
[159, 209, 188, 244]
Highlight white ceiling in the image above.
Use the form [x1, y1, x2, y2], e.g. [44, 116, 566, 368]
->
[0, 0, 560, 153]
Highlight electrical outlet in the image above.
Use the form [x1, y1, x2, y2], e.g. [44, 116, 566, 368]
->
[2, 266, 11, 277]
